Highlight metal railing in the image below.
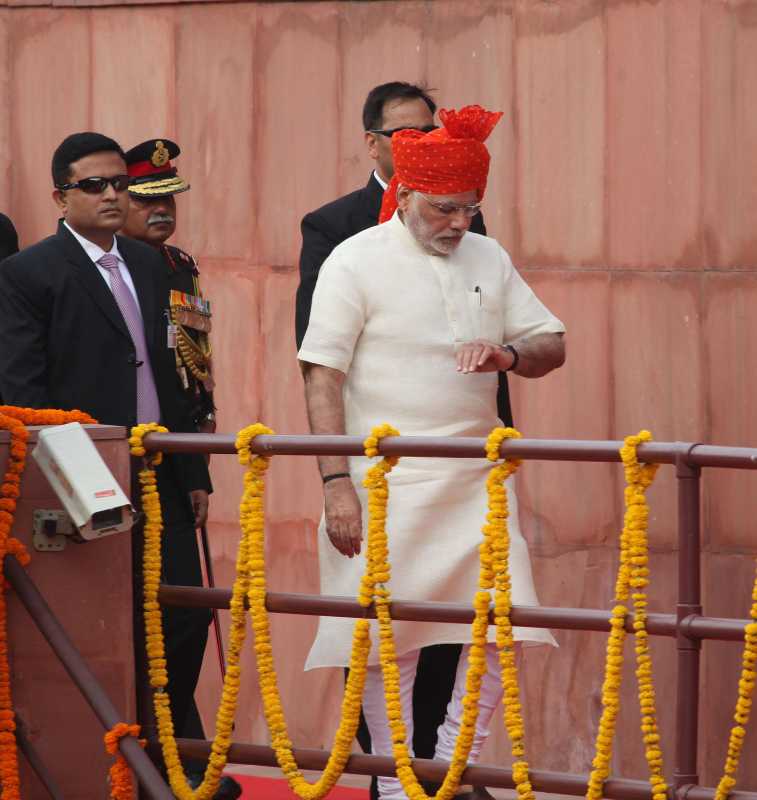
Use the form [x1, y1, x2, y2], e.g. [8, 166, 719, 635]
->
[4, 555, 175, 800]
[144, 432, 757, 800]
[9, 431, 757, 800]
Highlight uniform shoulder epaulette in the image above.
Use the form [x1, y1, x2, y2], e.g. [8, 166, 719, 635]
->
[163, 244, 199, 275]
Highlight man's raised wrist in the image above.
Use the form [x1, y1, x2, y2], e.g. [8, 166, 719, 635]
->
[322, 472, 351, 485]
[501, 344, 519, 372]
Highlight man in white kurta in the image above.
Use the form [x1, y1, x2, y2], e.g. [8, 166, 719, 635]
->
[298, 106, 565, 800]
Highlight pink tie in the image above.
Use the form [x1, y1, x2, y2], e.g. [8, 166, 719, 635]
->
[98, 254, 161, 424]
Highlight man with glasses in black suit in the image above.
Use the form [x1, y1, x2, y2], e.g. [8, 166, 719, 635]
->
[295, 83, 503, 800]
[0, 132, 239, 800]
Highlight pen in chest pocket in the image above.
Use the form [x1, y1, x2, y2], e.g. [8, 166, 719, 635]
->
[474, 285, 482, 305]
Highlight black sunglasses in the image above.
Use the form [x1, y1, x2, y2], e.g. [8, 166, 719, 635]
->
[56, 175, 132, 194]
[368, 125, 438, 138]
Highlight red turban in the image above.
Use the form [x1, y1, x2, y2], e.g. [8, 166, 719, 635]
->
[378, 104, 503, 224]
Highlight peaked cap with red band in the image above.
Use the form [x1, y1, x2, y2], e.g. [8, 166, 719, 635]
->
[124, 138, 190, 198]
[378, 104, 503, 224]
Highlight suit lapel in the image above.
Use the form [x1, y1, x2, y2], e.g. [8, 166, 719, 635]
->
[364, 173, 384, 225]
[117, 236, 157, 344]
[57, 223, 131, 339]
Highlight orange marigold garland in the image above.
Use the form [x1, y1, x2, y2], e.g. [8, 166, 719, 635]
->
[586, 431, 665, 800]
[0, 406, 96, 800]
[714, 567, 757, 800]
[240, 424, 372, 800]
[484, 427, 533, 800]
[104, 722, 144, 800]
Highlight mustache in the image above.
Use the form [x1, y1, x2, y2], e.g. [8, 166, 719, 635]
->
[147, 213, 175, 226]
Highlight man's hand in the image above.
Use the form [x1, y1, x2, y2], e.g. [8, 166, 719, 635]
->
[302, 363, 363, 556]
[324, 478, 363, 557]
[197, 416, 216, 465]
[456, 339, 513, 374]
[190, 489, 209, 528]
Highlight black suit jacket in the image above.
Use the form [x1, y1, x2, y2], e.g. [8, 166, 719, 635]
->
[0, 213, 19, 262]
[0, 221, 211, 493]
[295, 173, 513, 426]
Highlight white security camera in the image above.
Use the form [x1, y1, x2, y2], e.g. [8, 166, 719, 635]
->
[32, 422, 134, 540]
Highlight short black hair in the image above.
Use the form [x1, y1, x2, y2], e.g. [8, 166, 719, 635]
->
[362, 82, 436, 131]
[51, 132, 126, 186]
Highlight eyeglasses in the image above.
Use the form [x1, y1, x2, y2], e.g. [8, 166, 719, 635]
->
[56, 175, 132, 194]
[416, 192, 482, 218]
[368, 125, 438, 138]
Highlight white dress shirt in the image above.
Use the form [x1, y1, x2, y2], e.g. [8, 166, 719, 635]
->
[373, 169, 388, 190]
[64, 220, 141, 309]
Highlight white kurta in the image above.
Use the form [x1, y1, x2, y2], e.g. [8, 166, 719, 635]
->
[299, 212, 565, 669]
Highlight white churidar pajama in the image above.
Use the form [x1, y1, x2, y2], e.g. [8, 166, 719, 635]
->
[362, 638, 522, 799]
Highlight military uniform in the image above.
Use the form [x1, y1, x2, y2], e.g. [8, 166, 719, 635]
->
[124, 139, 215, 429]
[162, 243, 215, 427]
[124, 140, 239, 800]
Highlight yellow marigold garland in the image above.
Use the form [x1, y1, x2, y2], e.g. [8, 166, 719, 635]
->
[360, 424, 514, 800]
[128, 417, 726, 800]
[586, 431, 666, 800]
[239, 424, 371, 800]
[130, 422, 248, 800]
[484, 428, 534, 800]
[714, 567, 757, 800]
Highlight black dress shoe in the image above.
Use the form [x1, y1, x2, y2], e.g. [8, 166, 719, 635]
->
[185, 772, 243, 800]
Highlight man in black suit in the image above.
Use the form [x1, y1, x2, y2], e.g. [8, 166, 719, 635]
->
[296, 83, 508, 799]
[0, 132, 226, 795]
[0, 213, 19, 402]
[0, 213, 18, 261]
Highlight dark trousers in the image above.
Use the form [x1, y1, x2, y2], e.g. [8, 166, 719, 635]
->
[132, 456, 212, 770]
[354, 643, 462, 800]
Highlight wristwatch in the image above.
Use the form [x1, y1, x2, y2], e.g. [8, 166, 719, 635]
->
[502, 344, 519, 372]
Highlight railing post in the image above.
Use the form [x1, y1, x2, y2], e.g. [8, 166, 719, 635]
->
[675, 448, 702, 794]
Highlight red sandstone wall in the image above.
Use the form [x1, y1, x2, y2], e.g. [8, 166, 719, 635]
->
[1, 0, 756, 789]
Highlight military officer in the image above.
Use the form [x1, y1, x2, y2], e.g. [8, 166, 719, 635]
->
[121, 140, 237, 800]
[121, 139, 216, 433]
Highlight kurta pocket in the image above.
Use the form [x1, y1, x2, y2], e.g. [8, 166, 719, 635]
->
[467, 290, 504, 343]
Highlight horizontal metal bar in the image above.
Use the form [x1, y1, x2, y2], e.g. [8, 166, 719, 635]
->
[683, 788, 757, 800]
[141, 433, 757, 469]
[679, 614, 750, 642]
[164, 738, 757, 800]
[4, 557, 174, 800]
[158, 585, 747, 640]
[168, 737, 637, 797]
